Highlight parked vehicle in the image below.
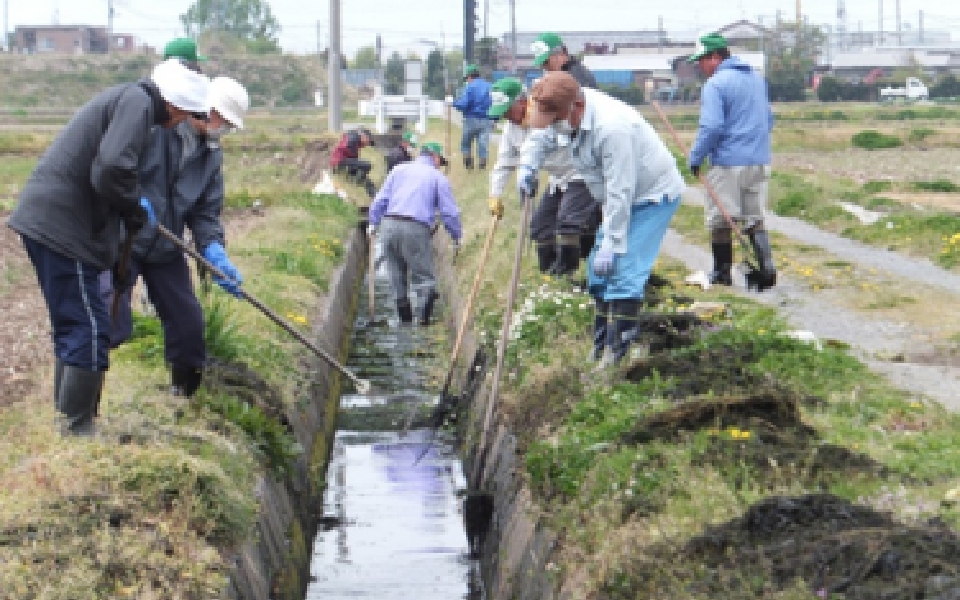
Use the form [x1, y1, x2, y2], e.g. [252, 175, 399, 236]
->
[880, 77, 929, 101]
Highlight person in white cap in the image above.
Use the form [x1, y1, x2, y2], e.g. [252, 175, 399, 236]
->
[102, 76, 250, 398]
[7, 58, 208, 436]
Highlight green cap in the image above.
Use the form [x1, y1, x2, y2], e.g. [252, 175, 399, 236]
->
[421, 142, 447, 165]
[163, 37, 207, 62]
[463, 64, 481, 79]
[402, 131, 418, 144]
[487, 77, 524, 119]
[688, 32, 728, 62]
[531, 32, 563, 67]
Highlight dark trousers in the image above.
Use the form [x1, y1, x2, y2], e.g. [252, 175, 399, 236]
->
[337, 158, 372, 180]
[100, 254, 206, 369]
[21, 235, 110, 371]
[529, 181, 601, 245]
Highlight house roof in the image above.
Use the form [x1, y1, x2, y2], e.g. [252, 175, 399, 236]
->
[582, 51, 764, 72]
[831, 49, 960, 69]
[715, 19, 772, 38]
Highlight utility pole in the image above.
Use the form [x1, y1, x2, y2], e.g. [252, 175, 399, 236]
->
[107, 0, 114, 53]
[919, 10, 924, 44]
[4, 0, 8, 52]
[484, 0, 489, 38]
[657, 15, 663, 54]
[795, 0, 801, 52]
[878, 0, 883, 46]
[510, 0, 516, 74]
[895, 0, 901, 46]
[328, 0, 342, 134]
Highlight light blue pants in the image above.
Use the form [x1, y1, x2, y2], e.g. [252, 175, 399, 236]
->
[461, 117, 491, 159]
[587, 196, 680, 302]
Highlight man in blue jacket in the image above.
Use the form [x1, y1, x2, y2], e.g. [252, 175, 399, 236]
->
[452, 64, 493, 170]
[688, 33, 776, 290]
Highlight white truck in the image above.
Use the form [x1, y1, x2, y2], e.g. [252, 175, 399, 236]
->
[880, 77, 929, 101]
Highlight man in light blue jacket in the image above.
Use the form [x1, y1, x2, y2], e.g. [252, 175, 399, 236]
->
[518, 72, 684, 366]
[452, 64, 493, 170]
[688, 32, 776, 290]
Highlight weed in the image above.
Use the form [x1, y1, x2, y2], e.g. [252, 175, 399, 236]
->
[862, 180, 893, 194]
[908, 127, 936, 142]
[203, 294, 248, 362]
[912, 179, 960, 192]
[852, 130, 903, 150]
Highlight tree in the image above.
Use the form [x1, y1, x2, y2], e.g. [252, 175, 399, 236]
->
[477, 36, 499, 71]
[383, 51, 405, 95]
[181, 0, 281, 53]
[352, 45, 378, 69]
[425, 48, 446, 99]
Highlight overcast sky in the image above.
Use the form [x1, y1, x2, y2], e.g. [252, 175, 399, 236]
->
[7, 0, 960, 56]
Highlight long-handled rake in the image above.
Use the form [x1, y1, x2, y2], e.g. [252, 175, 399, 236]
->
[651, 101, 772, 291]
[156, 224, 373, 395]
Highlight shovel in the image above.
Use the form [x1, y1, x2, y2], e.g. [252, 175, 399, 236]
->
[156, 224, 373, 395]
[402, 213, 500, 439]
[651, 101, 771, 291]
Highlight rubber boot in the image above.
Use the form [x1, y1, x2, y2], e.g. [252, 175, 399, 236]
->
[54, 358, 65, 404]
[550, 237, 581, 277]
[709, 241, 734, 286]
[604, 300, 641, 366]
[535, 242, 557, 274]
[463, 155, 474, 170]
[478, 157, 487, 170]
[580, 232, 597, 261]
[396, 298, 414, 324]
[590, 301, 610, 362]
[362, 178, 377, 199]
[419, 290, 439, 326]
[748, 230, 777, 291]
[57, 366, 103, 436]
[171, 364, 203, 398]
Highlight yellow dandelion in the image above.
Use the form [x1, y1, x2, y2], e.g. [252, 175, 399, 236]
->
[909, 401, 923, 409]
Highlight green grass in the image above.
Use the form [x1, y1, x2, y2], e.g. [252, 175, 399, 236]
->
[912, 179, 960, 192]
[851, 129, 903, 150]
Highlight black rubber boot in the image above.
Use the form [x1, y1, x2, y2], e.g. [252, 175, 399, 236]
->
[709, 241, 734, 286]
[419, 290, 440, 326]
[396, 298, 414, 324]
[362, 178, 377, 199]
[54, 358, 65, 404]
[535, 242, 557, 274]
[590, 301, 610, 362]
[478, 158, 487, 170]
[463, 156, 474, 170]
[606, 300, 641, 365]
[748, 230, 777, 291]
[171, 364, 204, 398]
[580, 232, 597, 260]
[57, 366, 103, 436]
[549, 242, 581, 277]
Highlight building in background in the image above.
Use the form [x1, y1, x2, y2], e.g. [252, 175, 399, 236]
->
[13, 26, 140, 54]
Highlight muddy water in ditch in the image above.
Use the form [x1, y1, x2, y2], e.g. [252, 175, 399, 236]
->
[305, 243, 483, 599]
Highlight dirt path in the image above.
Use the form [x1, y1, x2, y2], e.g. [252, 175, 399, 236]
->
[661, 231, 960, 407]
[665, 189, 960, 408]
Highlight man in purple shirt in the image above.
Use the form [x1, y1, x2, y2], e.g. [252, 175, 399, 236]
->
[368, 142, 463, 325]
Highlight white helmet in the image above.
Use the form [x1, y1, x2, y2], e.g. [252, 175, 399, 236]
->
[208, 76, 249, 129]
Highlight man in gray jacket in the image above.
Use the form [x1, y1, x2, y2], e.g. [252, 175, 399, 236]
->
[7, 59, 209, 435]
[103, 76, 249, 398]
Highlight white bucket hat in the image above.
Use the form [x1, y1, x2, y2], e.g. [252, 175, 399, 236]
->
[208, 76, 250, 129]
[150, 58, 210, 114]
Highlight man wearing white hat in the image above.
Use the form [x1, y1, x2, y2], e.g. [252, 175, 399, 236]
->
[7, 58, 209, 435]
[103, 76, 251, 398]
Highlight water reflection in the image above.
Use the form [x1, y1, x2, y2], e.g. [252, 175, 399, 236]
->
[306, 240, 483, 599]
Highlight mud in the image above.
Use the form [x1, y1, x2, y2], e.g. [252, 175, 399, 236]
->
[605, 494, 960, 599]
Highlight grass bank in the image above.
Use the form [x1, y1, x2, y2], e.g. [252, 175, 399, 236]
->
[437, 120, 960, 598]
[0, 123, 356, 596]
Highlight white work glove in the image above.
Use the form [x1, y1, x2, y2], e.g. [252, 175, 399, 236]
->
[516, 166, 538, 200]
[367, 224, 377, 238]
[592, 247, 616, 277]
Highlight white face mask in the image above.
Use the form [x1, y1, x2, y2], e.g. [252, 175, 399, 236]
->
[553, 104, 576, 135]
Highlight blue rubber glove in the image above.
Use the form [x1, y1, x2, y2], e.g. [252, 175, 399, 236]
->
[593, 247, 616, 277]
[139, 198, 157, 229]
[203, 242, 244, 298]
[516, 166, 538, 200]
